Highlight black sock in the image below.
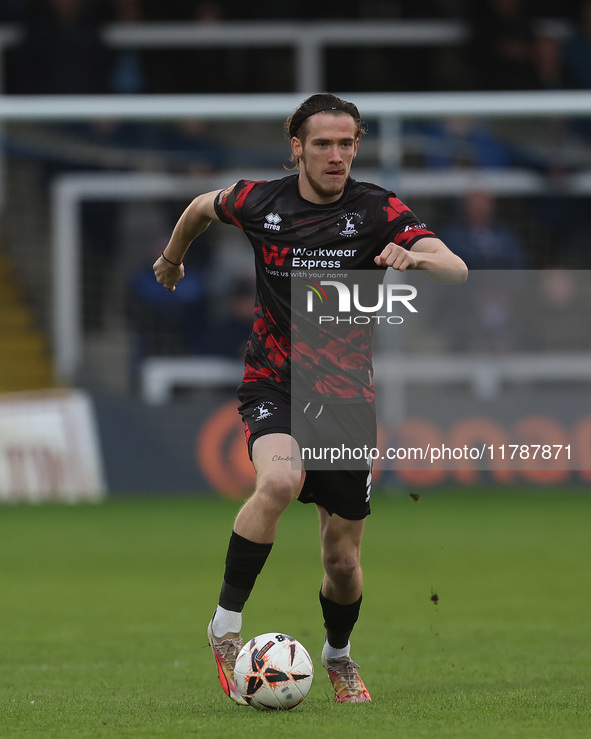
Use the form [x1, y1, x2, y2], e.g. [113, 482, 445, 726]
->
[319, 589, 363, 649]
[218, 531, 273, 612]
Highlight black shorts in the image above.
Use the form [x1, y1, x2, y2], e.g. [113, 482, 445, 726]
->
[237, 382, 376, 520]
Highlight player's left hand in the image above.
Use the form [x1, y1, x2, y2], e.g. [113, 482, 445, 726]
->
[374, 242, 417, 271]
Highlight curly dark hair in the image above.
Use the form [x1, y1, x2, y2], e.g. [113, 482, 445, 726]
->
[284, 93, 367, 170]
[284, 93, 367, 141]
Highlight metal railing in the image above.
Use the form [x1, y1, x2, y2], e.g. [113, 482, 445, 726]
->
[0, 19, 469, 93]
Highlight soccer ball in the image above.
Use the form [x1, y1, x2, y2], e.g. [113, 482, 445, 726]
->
[234, 633, 314, 711]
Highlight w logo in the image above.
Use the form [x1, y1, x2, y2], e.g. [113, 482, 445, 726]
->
[262, 244, 289, 266]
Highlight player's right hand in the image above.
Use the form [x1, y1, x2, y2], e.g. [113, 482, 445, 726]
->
[374, 242, 417, 271]
[153, 255, 185, 292]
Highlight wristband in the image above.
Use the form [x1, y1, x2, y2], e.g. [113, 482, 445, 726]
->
[161, 251, 182, 266]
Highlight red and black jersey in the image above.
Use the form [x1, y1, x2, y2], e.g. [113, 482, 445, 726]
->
[214, 174, 435, 402]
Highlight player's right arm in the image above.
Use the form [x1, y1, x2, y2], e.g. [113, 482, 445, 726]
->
[153, 186, 233, 292]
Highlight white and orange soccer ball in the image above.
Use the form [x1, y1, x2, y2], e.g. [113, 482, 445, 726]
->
[234, 633, 314, 711]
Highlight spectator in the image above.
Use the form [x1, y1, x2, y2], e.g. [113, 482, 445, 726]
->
[432, 190, 528, 352]
[126, 240, 211, 364]
[142, 2, 230, 93]
[531, 31, 563, 90]
[12, 0, 110, 94]
[204, 277, 256, 359]
[417, 117, 515, 169]
[520, 268, 590, 351]
[430, 272, 523, 354]
[106, 0, 147, 94]
[437, 190, 528, 270]
[0, 0, 28, 21]
[562, 0, 591, 89]
[465, 0, 537, 90]
[142, 0, 199, 20]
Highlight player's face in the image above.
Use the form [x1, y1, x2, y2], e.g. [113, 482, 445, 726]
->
[292, 113, 359, 204]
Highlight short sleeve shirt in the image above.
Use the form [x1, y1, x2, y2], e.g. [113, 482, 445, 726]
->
[214, 174, 435, 402]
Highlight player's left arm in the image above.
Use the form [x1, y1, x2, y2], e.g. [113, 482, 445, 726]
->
[374, 237, 468, 284]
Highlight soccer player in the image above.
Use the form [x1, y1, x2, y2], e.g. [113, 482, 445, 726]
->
[154, 93, 468, 704]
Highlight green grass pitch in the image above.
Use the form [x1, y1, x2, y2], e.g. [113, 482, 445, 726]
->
[1, 488, 590, 738]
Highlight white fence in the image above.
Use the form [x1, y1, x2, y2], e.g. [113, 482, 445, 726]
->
[4, 89, 591, 122]
[140, 353, 591, 405]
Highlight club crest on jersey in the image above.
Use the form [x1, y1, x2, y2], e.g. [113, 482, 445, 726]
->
[253, 401, 278, 422]
[264, 213, 282, 232]
[337, 212, 363, 238]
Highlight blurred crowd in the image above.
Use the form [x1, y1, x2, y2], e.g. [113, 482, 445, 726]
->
[1, 0, 591, 94]
[2, 0, 591, 365]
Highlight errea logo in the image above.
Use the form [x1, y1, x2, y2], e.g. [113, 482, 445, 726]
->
[264, 213, 282, 231]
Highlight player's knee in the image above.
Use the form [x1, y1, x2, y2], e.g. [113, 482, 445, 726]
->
[254, 471, 301, 512]
[323, 550, 360, 585]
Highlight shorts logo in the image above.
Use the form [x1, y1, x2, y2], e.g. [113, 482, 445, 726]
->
[337, 212, 363, 238]
[253, 401, 277, 421]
